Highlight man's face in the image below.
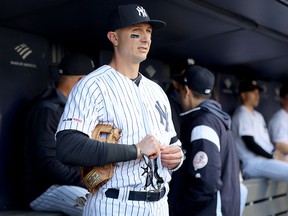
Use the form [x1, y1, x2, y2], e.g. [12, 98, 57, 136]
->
[280, 94, 288, 111]
[241, 89, 260, 108]
[115, 23, 152, 63]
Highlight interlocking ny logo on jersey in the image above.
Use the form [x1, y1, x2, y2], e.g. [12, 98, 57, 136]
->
[155, 101, 169, 131]
[14, 43, 32, 60]
[136, 6, 148, 17]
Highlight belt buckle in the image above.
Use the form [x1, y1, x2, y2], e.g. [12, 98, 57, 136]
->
[146, 189, 161, 202]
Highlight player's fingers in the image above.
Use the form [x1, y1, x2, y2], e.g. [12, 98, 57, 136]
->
[161, 150, 182, 160]
[148, 136, 160, 157]
[162, 158, 181, 169]
[160, 145, 167, 150]
[161, 145, 181, 154]
[149, 154, 158, 160]
[138, 135, 160, 157]
[155, 144, 161, 157]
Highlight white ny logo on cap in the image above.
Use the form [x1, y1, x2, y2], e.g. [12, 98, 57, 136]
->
[136, 6, 148, 17]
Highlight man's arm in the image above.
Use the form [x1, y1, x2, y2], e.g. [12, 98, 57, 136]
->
[241, 136, 273, 158]
[56, 130, 138, 167]
[56, 130, 163, 166]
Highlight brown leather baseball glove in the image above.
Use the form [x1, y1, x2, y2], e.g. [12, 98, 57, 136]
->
[80, 124, 121, 194]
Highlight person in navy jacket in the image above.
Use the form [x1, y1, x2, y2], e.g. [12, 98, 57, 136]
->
[168, 65, 240, 216]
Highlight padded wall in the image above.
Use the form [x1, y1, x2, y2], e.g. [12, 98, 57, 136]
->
[214, 73, 281, 123]
[256, 80, 281, 123]
[0, 27, 50, 210]
[215, 73, 239, 116]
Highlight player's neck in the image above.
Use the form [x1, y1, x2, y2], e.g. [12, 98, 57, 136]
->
[109, 56, 140, 79]
[243, 103, 254, 112]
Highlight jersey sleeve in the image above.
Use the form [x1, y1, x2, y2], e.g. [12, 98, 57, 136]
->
[186, 125, 222, 205]
[57, 77, 102, 136]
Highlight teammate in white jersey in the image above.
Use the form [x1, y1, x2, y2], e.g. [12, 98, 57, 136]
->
[231, 80, 288, 181]
[56, 4, 183, 216]
[268, 83, 288, 161]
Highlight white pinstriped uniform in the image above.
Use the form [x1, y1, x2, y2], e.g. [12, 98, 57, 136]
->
[57, 65, 181, 216]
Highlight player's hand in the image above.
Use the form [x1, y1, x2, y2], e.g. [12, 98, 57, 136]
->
[137, 135, 161, 160]
[273, 149, 287, 162]
[160, 145, 183, 169]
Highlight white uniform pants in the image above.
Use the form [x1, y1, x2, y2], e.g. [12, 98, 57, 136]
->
[83, 186, 169, 216]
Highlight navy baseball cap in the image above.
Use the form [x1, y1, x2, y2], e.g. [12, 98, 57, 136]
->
[108, 4, 166, 31]
[173, 65, 215, 96]
[280, 82, 288, 98]
[238, 80, 263, 93]
[58, 53, 95, 76]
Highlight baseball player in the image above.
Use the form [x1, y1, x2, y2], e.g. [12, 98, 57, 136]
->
[168, 65, 240, 216]
[23, 53, 94, 215]
[56, 4, 183, 216]
[231, 80, 288, 182]
[268, 83, 288, 160]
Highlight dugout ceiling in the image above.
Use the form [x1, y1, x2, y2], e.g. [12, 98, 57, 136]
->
[1, 0, 288, 80]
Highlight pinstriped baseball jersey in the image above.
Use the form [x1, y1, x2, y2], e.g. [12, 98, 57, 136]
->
[57, 64, 181, 215]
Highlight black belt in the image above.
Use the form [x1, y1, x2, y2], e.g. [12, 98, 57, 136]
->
[105, 187, 166, 202]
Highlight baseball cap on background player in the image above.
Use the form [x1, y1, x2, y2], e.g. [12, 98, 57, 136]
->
[58, 53, 95, 76]
[172, 65, 215, 96]
[238, 80, 263, 93]
[108, 4, 166, 31]
[280, 82, 288, 98]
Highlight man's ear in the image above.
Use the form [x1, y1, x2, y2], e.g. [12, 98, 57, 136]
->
[184, 85, 191, 97]
[107, 31, 118, 46]
[172, 80, 181, 91]
[240, 92, 245, 100]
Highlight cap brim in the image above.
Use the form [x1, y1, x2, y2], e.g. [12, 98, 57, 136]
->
[239, 85, 263, 93]
[122, 20, 166, 31]
[148, 20, 166, 30]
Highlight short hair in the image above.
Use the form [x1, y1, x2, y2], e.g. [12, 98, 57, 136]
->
[280, 82, 288, 98]
[191, 89, 211, 100]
